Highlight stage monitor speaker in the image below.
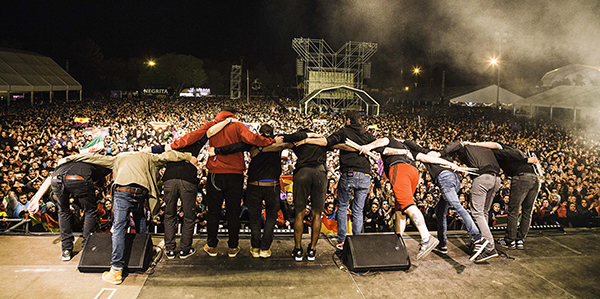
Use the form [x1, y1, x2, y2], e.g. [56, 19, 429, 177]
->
[342, 234, 410, 272]
[78, 233, 154, 273]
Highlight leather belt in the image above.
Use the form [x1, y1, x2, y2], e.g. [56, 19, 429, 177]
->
[248, 181, 279, 187]
[115, 186, 146, 194]
[65, 175, 85, 181]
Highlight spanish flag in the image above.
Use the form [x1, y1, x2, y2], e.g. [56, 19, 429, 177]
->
[280, 175, 293, 193]
[74, 117, 90, 127]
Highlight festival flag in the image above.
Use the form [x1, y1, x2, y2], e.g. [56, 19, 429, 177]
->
[280, 175, 293, 193]
[150, 121, 170, 131]
[79, 135, 104, 153]
[83, 127, 110, 138]
[74, 117, 90, 128]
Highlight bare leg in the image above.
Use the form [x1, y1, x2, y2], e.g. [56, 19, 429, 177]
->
[404, 205, 432, 241]
[394, 210, 407, 235]
[293, 211, 304, 249]
[310, 210, 322, 248]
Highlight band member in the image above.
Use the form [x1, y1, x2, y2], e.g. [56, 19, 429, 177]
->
[50, 161, 111, 261]
[422, 149, 489, 260]
[360, 137, 459, 260]
[62, 150, 197, 285]
[466, 141, 540, 250]
[325, 111, 376, 250]
[438, 141, 502, 262]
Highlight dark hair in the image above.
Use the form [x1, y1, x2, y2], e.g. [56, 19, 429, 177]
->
[344, 110, 360, 125]
[222, 105, 238, 114]
[259, 124, 274, 137]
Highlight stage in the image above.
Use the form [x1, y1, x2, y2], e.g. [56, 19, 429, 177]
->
[1, 229, 598, 298]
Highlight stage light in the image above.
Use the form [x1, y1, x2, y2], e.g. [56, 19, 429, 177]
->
[405, 86, 409, 91]
[147, 60, 156, 66]
[413, 67, 420, 75]
[490, 58, 498, 66]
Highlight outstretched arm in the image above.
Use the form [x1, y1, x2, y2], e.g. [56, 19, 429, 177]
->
[207, 118, 238, 138]
[462, 141, 503, 149]
[359, 137, 390, 154]
[295, 137, 327, 147]
[415, 153, 459, 171]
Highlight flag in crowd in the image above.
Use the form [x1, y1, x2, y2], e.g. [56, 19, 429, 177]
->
[73, 117, 90, 128]
[79, 135, 104, 154]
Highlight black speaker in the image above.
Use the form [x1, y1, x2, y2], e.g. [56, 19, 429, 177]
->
[342, 234, 411, 272]
[78, 233, 154, 273]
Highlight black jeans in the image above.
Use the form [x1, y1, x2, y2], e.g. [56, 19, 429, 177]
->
[506, 173, 540, 241]
[52, 177, 98, 251]
[205, 173, 244, 248]
[163, 179, 197, 252]
[246, 184, 280, 250]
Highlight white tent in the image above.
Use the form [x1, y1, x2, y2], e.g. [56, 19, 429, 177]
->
[449, 85, 523, 106]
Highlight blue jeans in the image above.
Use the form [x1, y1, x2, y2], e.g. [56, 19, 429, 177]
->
[435, 171, 482, 246]
[336, 171, 371, 243]
[111, 187, 147, 270]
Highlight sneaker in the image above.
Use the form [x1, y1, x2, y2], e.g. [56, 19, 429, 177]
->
[497, 238, 516, 249]
[250, 247, 260, 258]
[516, 240, 524, 250]
[179, 248, 196, 259]
[306, 245, 316, 261]
[165, 250, 176, 259]
[336, 241, 344, 251]
[61, 250, 71, 261]
[435, 244, 448, 254]
[259, 249, 272, 259]
[417, 236, 439, 260]
[469, 238, 490, 261]
[102, 267, 123, 285]
[228, 246, 241, 258]
[474, 248, 499, 263]
[203, 244, 217, 257]
[292, 247, 303, 262]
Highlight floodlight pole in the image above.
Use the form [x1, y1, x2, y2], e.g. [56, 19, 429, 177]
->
[495, 65, 500, 109]
[247, 70, 250, 104]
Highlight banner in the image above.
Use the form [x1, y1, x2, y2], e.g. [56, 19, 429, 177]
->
[150, 122, 170, 131]
[79, 135, 104, 154]
[83, 127, 110, 138]
[74, 117, 90, 128]
[280, 175, 293, 193]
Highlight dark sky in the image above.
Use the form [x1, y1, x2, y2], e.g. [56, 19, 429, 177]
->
[2, 0, 600, 88]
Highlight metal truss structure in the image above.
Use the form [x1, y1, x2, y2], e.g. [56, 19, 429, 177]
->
[230, 65, 242, 99]
[292, 38, 378, 114]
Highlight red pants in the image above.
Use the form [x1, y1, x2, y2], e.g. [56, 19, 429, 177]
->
[389, 163, 419, 211]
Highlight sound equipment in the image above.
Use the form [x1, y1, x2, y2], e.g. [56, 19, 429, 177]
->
[78, 233, 154, 273]
[342, 234, 411, 272]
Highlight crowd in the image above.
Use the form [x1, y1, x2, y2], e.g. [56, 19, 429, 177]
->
[1, 96, 599, 237]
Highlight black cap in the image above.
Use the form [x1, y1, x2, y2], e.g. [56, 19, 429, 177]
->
[222, 105, 238, 114]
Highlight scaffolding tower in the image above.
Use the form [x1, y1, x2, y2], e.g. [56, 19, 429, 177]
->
[293, 38, 378, 111]
[230, 65, 242, 99]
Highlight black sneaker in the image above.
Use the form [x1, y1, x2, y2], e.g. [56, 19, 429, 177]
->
[292, 247, 303, 262]
[497, 238, 516, 249]
[61, 250, 71, 261]
[469, 238, 490, 261]
[165, 250, 176, 259]
[306, 245, 316, 261]
[179, 248, 196, 259]
[474, 248, 498, 263]
[435, 244, 448, 254]
[516, 240, 524, 250]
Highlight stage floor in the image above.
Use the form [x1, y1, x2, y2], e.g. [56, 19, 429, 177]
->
[1, 229, 598, 299]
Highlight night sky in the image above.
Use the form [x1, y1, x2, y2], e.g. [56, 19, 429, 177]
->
[2, 0, 600, 90]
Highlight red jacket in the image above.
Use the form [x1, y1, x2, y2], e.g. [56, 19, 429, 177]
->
[171, 111, 274, 174]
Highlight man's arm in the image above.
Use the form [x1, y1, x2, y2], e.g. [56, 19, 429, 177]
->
[210, 142, 252, 156]
[169, 121, 213, 150]
[463, 141, 503, 149]
[64, 153, 116, 169]
[237, 123, 276, 147]
[295, 137, 327, 147]
[359, 137, 390, 154]
[415, 153, 460, 171]
[153, 150, 196, 166]
[207, 118, 238, 138]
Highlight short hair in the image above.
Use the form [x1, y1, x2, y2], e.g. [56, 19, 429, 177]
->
[259, 124, 274, 137]
[344, 111, 360, 125]
[222, 105, 238, 114]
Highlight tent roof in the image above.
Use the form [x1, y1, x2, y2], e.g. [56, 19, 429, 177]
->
[449, 85, 523, 106]
[519, 85, 600, 109]
[0, 48, 81, 93]
[541, 64, 600, 87]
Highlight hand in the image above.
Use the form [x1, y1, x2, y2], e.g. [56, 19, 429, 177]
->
[207, 147, 216, 157]
[358, 145, 372, 155]
[293, 140, 305, 147]
[190, 156, 199, 166]
[274, 136, 284, 143]
[164, 144, 172, 152]
[528, 157, 539, 164]
[449, 163, 460, 171]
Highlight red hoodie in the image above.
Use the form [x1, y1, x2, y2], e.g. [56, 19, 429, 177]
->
[171, 111, 274, 174]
